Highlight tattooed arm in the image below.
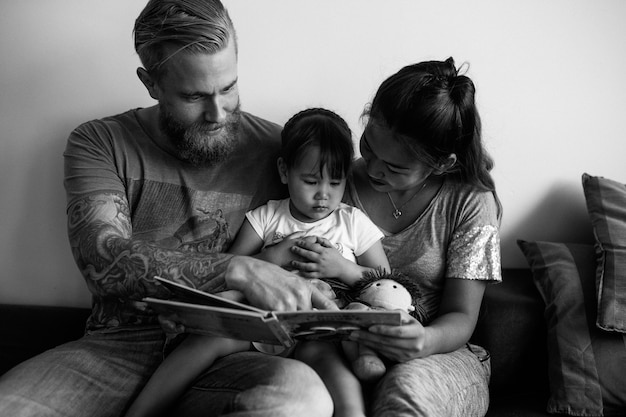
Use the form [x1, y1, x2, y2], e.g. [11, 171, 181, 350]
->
[67, 192, 338, 311]
[67, 192, 233, 300]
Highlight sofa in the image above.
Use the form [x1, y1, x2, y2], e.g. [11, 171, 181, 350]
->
[4, 173, 625, 416]
[1, 268, 554, 416]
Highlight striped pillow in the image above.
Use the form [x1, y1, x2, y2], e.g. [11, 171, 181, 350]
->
[582, 173, 626, 333]
[518, 240, 626, 416]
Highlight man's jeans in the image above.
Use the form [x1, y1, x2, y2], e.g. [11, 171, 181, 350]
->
[0, 327, 332, 417]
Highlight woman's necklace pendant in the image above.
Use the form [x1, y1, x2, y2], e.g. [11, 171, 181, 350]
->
[386, 179, 428, 220]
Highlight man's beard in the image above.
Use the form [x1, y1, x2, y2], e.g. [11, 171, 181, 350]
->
[159, 104, 242, 167]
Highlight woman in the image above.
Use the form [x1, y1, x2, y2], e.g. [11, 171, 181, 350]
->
[293, 57, 502, 416]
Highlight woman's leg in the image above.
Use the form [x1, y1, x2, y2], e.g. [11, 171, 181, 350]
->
[174, 350, 334, 417]
[0, 327, 165, 417]
[371, 344, 491, 417]
[125, 335, 250, 417]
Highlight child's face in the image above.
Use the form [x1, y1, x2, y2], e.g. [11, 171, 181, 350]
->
[279, 146, 346, 223]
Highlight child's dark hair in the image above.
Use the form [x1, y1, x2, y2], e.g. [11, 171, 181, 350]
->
[281, 108, 354, 179]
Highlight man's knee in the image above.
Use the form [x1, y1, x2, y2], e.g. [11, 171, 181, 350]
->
[178, 353, 333, 417]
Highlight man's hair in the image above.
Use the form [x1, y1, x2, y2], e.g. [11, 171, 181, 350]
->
[134, 0, 237, 80]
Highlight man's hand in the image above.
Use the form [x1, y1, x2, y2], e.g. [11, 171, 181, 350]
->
[226, 256, 338, 311]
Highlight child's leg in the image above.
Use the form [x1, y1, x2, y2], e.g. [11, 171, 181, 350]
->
[342, 340, 387, 383]
[295, 341, 366, 417]
[125, 335, 250, 417]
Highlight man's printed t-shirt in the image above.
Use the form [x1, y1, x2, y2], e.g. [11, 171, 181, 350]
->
[64, 109, 285, 330]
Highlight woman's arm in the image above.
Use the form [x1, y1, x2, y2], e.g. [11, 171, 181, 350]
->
[349, 278, 487, 361]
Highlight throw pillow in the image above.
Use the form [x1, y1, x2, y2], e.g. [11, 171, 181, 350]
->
[582, 173, 626, 333]
[518, 240, 626, 416]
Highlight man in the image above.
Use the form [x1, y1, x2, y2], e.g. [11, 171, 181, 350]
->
[0, 1, 334, 415]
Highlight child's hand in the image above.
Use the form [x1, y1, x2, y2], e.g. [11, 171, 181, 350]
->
[258, 231, 307, 268]
[291, 236, 360, 283]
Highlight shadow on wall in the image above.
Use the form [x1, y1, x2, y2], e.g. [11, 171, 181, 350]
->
[501, 180, 595, 268]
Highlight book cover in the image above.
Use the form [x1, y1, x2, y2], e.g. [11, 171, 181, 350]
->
[144, 277, 403, 347]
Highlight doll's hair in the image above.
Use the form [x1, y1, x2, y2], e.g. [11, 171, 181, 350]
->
[351, 269, 427, 323]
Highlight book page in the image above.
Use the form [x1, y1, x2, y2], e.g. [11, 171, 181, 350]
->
[154, 276, 265, 313]
[147, 277, 404, 346]
[276, 310, 403, 341]
[144, 297, 293, 346]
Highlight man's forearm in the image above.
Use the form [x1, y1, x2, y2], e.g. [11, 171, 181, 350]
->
[68, 192, 233, 300]
[99, 235, 233, 296]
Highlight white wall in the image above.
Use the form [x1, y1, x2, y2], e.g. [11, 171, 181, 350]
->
[1, 0, 625, 308]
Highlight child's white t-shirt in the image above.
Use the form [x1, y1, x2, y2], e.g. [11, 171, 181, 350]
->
[245, 199, 384, 263]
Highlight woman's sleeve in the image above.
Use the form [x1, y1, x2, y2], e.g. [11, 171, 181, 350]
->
[446, 191, 502, 282]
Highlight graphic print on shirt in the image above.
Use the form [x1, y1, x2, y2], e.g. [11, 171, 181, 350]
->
[159, 208, 230, 253]
[85, 180, 252, 330]
[128, 180, 251, 254]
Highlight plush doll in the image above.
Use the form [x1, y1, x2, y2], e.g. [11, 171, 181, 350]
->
[342, 270, 423, 382]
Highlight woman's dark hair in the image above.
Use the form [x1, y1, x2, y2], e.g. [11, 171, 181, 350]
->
[367, 57, 498, 201]
[281, 108, 354, 179]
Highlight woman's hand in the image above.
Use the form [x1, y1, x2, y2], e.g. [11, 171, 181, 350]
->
[350, 279, 489, 362]
[291, 236, 362, 283]
[348, 312, 429, 363]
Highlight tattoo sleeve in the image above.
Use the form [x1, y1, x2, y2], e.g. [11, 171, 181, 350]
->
[67, 192, 232, 300]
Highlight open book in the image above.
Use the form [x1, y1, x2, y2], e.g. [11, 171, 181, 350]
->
[144, 277, 403, 348]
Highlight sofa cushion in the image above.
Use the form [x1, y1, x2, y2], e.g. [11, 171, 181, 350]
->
[582, 173, 626, 333]
[518, 240, 626, 416]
